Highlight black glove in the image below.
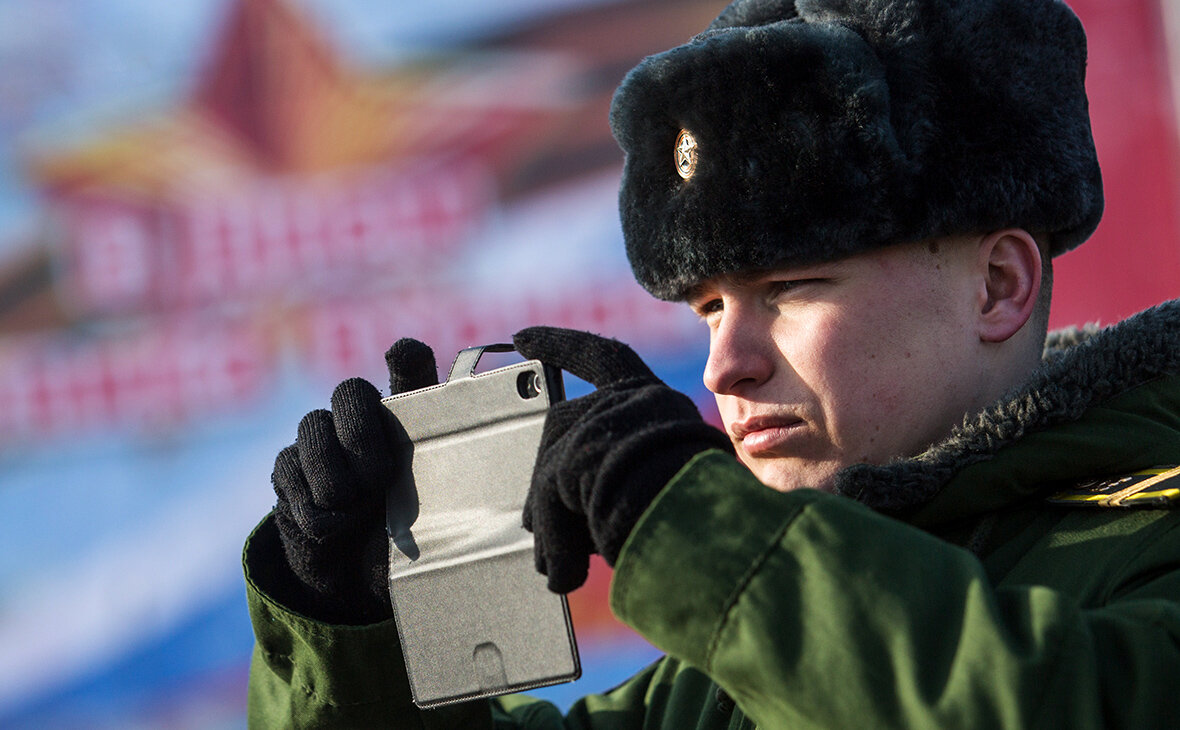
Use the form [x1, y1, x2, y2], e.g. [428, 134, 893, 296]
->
[513, 326, 733, 594]
[271, 339, 437, 624]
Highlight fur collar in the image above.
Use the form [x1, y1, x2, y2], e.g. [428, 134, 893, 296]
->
[834, 299, 1180, 513]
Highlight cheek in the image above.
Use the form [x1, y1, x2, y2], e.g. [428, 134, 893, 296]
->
[800, 310, 940, 444]
[788, 310, 881, 395]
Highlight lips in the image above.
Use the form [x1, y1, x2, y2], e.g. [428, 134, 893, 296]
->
[731, 415, 806, 456]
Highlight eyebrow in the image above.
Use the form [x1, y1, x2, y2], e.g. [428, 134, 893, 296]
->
[684, 282, 712, 305]
[684, 270, 766, 304]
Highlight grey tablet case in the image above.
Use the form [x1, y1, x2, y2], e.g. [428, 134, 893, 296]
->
[381, 344, 580, 709]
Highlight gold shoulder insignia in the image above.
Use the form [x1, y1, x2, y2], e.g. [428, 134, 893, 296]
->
[1047, 466, 1180, 508]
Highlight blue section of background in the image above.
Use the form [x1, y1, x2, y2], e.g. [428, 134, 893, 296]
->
[1, 585, 253, 729]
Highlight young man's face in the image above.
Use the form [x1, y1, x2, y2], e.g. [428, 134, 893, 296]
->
[689, 238, 992, 492]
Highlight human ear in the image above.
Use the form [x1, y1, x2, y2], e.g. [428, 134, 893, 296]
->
[977, 229, 1042, 343]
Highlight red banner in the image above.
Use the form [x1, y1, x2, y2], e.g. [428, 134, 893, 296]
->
[0, 319, 272, 444]
[1052, 0, 1180, 327]
[53, 160, 493, 315]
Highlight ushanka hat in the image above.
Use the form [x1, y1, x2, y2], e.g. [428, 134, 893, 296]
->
[611, 0, 1104, 301]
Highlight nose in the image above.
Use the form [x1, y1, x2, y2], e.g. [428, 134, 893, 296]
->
[702, 305, 775, 396]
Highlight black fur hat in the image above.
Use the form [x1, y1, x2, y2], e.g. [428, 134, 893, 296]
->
[610, 0, 1104, 301]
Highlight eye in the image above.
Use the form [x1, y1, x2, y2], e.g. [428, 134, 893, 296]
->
[691, 298, 723, 320]
[768, 279, 820, 298]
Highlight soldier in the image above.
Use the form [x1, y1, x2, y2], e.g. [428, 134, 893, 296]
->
[244, 0, 1180, 727]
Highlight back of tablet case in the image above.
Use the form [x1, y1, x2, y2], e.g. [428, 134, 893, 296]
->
[381, 344, 580, 709]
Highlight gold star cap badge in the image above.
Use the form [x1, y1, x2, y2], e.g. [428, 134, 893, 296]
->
[674, 129, 698, 180]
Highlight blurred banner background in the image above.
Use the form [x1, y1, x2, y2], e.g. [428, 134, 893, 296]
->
[0, 0, 1177, 727]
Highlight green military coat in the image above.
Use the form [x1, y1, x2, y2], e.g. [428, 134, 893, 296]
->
[245, 300, 1180, 728]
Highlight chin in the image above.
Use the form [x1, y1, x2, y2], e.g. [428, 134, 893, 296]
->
[745, 457, 840, 494]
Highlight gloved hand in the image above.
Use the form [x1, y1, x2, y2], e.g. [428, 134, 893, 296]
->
[513, 326, 733, 594]
[271, 339, 437, 625]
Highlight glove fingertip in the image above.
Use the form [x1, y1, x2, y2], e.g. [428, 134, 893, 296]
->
[546, 558, 588, 594]
[272, 445, 305, 503]
[386, 338, 439, 394]
[330, 378, 383, 422]
[513, 326, 655, 387]
[295, 410, 341, 469]
[273, 443, 300, 480]
[330, 377, 395, 456]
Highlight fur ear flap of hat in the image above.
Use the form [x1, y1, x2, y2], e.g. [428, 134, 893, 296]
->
[610, 0, 1104, 301]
